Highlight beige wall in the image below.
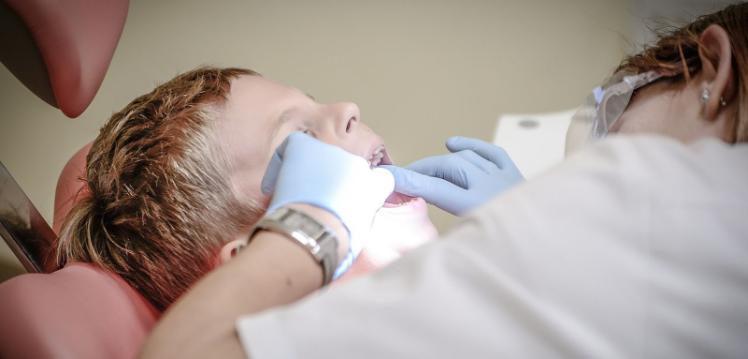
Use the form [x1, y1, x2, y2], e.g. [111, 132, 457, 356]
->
[0, 0, 631, 274]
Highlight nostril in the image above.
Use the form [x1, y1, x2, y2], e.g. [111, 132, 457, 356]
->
[345, 116, 356, 133]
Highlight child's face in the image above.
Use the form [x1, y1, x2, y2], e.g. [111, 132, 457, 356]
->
[216, 74, 394, 210]
[212, 74, 432, 272]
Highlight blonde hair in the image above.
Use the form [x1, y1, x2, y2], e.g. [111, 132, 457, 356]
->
[617, 2, 748, 142]
[58, 67, 263, 310]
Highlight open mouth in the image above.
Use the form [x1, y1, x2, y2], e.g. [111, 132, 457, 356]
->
[368, 145, 416, 207]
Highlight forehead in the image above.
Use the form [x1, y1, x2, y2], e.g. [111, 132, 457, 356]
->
[220, 75, 310, 136]
[225, 75, 302, 114]
[215, 75, 311, 166]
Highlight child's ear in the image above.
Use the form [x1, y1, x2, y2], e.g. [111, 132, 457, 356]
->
[217, 239, 247, 265]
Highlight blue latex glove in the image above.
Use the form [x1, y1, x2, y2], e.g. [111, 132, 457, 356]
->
[261, 132, 395, 279]
[381, 136, 523, 215]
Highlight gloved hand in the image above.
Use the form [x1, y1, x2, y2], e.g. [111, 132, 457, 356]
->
[261, 132, 395, 279]
[381, 136, 523, 215]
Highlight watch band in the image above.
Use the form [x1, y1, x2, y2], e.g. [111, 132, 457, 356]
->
[250, 207, 339, 285]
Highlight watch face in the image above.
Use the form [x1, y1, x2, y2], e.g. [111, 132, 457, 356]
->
[285, 211, 325, 238]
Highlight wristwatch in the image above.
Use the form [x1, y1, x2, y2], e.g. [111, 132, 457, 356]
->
[249, 206, 339, 285]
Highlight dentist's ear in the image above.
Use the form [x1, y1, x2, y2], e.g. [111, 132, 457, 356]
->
[698, 24, 735, 121]
[217, 239, 248, 264]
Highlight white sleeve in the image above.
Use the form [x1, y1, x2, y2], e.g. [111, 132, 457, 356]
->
[236, 310, 298, 359]
[236, 136, 748, 359]
[236, 214, 565, 359]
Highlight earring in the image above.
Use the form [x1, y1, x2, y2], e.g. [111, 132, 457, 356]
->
[702, 88, 728, 107]
[701, 88, 711, 103]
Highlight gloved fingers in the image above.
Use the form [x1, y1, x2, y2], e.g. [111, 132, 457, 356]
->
[275, 131, 307, 157]
[405, 155, 472, 189]
[381, 165, 467, 208]
[262, 131, 347, 194]
[445, 136, 511, 169]
[370, 167, 396, 201]
[499, 150, 522, 175]
[260, 132, 301, 194]
[403, 155, 448, 176]
[454, 150, 494, 173]
[260, 150, 283, 194]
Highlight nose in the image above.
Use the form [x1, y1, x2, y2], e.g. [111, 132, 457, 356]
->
[331, 102, 361, 136]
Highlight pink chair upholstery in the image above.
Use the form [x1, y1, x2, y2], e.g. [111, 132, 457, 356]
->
[1, 0, 129, 118]
[0, 2, 158, 356]
[52, 142, 92, 235]
[0, 263, 159, 359]
[0, 143, 159, 358]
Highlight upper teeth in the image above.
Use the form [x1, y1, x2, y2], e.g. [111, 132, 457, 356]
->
[369, 147, 385, 168]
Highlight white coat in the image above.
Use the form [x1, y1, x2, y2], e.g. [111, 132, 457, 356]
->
[237, 135, 748, 359]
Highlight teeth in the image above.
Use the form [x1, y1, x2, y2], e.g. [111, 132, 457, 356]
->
[369, 147, 385, 168]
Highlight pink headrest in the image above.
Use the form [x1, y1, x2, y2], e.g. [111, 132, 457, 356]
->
[4, 0, 129, 117]
[0, 143, 158, 358]
[53, 142, 92, 235]
[0, 262, 158, 359]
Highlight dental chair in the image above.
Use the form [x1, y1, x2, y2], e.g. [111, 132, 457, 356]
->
[0, 148, 159, 359]
[0, 1, 160, 358]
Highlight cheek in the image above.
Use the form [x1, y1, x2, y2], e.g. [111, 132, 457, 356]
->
[319, 123, 382, 158]
[229, 166, 267, 208]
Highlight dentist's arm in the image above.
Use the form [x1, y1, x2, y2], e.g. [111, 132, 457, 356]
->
[140, 210, 336, 359]
[382, 136, 524, 215]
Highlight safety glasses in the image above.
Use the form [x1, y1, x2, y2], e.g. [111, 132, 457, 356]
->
[565, 70, 663, 154]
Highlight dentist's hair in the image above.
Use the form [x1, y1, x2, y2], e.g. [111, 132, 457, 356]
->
[57, 67, 263, 311]
[616, 2, 748, 142]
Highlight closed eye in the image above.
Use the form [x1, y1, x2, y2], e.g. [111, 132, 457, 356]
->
[299, 126, 316, 138]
